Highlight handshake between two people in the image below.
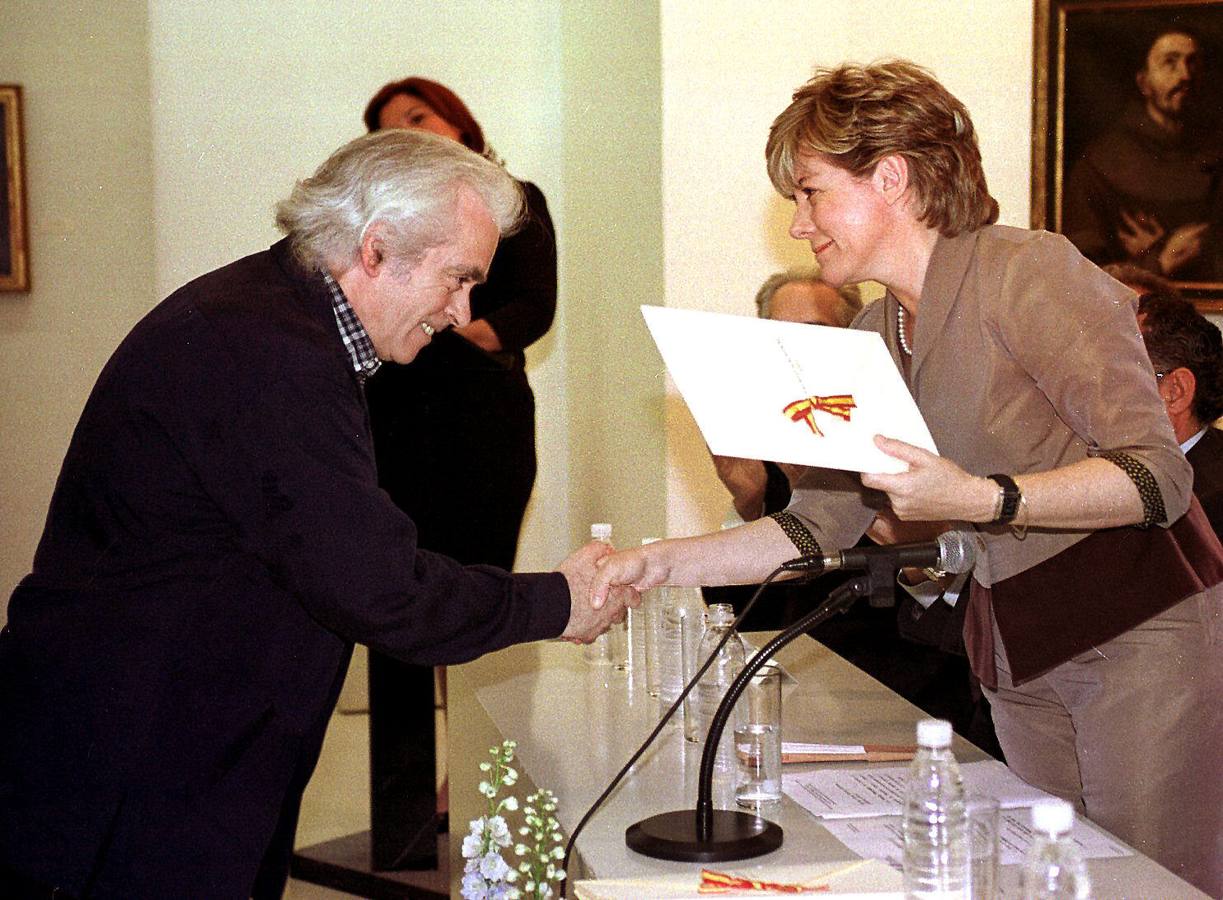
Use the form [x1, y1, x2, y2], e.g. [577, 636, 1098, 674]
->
[556, 540, 642, 644]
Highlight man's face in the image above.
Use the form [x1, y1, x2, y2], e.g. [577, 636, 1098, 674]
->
[1137, 32, 1202, 123]
[769, 280, 848, 326]
[354, 190, 499, 364]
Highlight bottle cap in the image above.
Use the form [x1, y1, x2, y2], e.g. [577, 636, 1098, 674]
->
[915, 718, 953, 748]
[1031, 798, 1074, 835]
[590, 523, 612, 541]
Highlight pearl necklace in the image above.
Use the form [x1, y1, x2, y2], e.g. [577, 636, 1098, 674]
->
[897, 304, 913, 356]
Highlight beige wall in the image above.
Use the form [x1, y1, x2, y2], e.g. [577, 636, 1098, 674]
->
[0, 2, 157, 625]
[560, 2, 668, 549]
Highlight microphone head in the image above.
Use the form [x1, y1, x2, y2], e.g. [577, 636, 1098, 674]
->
[936, 530, 977, 575]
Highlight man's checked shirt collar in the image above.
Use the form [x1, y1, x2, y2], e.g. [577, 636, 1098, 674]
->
[323, 273, 381, 382]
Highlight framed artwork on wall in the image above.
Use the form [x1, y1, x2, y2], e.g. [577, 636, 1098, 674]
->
[1, 84, 30, 292]
[1032, 0, 1223, 309]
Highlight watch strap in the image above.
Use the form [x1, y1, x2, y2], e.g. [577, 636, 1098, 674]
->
[987, 473, 1021, 524]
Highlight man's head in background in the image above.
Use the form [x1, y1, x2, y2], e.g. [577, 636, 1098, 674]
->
[754, 266, 862, 326]
[1137, 291, 1223, 442]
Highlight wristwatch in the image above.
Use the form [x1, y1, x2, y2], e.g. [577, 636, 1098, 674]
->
[987, 473, 1021, 525]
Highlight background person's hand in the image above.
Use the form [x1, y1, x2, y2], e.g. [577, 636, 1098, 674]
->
[865, 506, 953, 546]
[710, 454, 768, 521]
[557, 540, 639, 643]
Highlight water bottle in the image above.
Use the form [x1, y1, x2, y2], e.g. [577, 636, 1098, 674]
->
[902, 718, 968, 899]
[691, 603, 746, 770]
[584, 523, 615, 665]
[1019, 799, 1092, 899]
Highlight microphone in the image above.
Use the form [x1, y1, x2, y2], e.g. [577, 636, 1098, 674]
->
[780, 529, 977, 576]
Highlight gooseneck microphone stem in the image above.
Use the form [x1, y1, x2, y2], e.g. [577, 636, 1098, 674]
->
[625, 568, 880, 862]
[694, 574, 869, 840]
[561, 568, 787, 895]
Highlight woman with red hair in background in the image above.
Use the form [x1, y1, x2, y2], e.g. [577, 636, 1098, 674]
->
[360, 77, 557, 840]
[361, 76, 556, 571]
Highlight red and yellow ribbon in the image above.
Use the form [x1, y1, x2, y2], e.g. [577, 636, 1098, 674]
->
[783, 394, 857, 437]
[698, 867, 830, 893]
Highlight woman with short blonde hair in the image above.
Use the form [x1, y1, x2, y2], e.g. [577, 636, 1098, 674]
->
[597, 60, 1221, 896]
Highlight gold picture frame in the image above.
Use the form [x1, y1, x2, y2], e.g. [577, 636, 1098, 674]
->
[1031, 0, 1223, 310]
[1, 84, 30, 292]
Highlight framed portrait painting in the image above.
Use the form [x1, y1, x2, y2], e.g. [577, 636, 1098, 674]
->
[1, 84, 30, 292]
[1032, 0, 1223, 309]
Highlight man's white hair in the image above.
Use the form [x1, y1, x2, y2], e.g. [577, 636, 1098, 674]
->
[275, 130, 523, 273]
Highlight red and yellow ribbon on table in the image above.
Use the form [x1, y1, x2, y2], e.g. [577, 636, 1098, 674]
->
[783, 394, 857, 437]
[698, 867, 829, 893]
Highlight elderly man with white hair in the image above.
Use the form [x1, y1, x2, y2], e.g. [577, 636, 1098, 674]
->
[0, 130, 634, 899]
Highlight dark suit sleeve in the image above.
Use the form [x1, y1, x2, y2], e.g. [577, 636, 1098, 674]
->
[1187, 429, 1223, 538]
[474, 181, 557, 351]
[199, 370, 570, 665]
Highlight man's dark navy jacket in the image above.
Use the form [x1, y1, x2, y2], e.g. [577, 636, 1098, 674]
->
[0, 240, 570, 898]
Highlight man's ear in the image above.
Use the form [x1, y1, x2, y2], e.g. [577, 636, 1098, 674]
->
[1162, 366, 1197, 415]
[872, 154, 910, 206]
[358, 223, 387, 277]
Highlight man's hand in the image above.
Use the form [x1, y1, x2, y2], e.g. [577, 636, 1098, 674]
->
[865, 507, 953, 547]
[556, 540, 639, 644]
[1159, 222, 1209, 275]
[710, 454, 768, 521]
[861, 436, 996, 523]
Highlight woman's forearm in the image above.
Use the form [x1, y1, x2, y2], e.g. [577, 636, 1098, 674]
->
[1009, 458, 1146, 529]
[595, 517, 799, 600]
[867, 438, 1150, 531]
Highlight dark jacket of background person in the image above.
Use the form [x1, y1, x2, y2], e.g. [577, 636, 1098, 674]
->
[0, 239, 570, 898]
[364, 181, 555, 568]
[1188, 426, 1223, 535]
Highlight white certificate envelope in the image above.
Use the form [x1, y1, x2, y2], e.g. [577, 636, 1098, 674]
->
[641, 305, 937, 475]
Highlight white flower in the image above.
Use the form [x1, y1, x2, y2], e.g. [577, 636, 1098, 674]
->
[479, 850, 511, 882]
[461, 870, 488, 899]
[502, 796, 519, 812]
[461, 831, 484, 859]
[487, 815, 512, 847]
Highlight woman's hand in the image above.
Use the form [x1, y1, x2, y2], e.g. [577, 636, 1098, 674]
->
[590, 546, 669, 610]
[861, 436, 996, 523]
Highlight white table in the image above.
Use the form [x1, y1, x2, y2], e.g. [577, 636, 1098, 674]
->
[449, 634, 1207, 898]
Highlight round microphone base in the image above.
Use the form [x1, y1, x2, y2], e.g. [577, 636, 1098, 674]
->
[625, 809, 783, 862]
